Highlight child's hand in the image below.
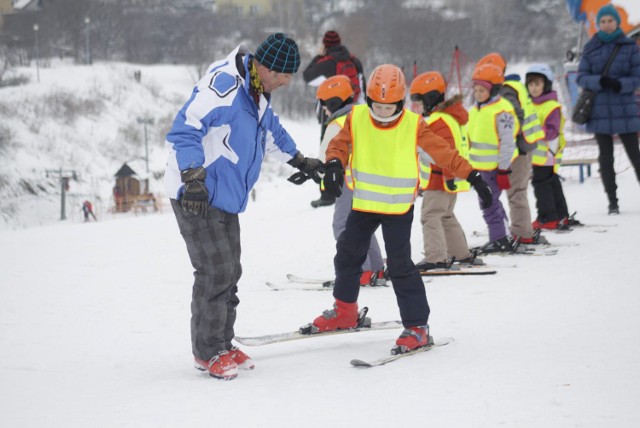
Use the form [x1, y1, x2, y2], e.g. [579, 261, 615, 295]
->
[496, 169, 511, 190]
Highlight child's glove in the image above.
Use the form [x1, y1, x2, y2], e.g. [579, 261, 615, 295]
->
[467, 170, 493, 209]
[323, 159, 345, 198]
[496, 169, 511, 190]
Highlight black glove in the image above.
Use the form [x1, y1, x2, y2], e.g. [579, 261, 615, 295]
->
[600, 76, 622, 93]
[180, 167, 209, 218]
[287, 171, 309, 185]
[445, 179, 457, 192]
[323, 158, 344, 198]
[288, 152, 324, 184]
[467, 170, 493, 209]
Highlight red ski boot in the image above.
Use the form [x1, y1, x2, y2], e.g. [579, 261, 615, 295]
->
[229, 346, 255, 370]
[194, 350, 238, 380]
[360, 270, 388, 287]
[360, 271, 374, 286]
[391, 325, 432, 355]
[310, 299, 359, 333]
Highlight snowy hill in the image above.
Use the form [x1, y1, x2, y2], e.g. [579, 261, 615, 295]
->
[1, 151, 639, 426]
[0, 60, 321, 229]
[0, 61, 204, 228]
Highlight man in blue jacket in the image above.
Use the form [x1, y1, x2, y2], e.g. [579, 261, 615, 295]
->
[165, 33, 323, 380]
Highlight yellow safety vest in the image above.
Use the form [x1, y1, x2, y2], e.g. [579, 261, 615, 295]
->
[422, 112, 471, 193]
[503, 80, 545, 145]
[531, 99, 565, 172]
[350, 104, 421, 215]
[468, 97, 519, 171]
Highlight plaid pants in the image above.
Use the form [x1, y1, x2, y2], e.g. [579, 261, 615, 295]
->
[171, 199, 242, 360]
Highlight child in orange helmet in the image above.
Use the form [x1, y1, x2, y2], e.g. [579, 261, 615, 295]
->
[301, 64, 493, 355]
[476, 52, 547, 245]
[409, 71, 481, 270]
[468, 63, 519, 253]
[316, 76, 386, 286]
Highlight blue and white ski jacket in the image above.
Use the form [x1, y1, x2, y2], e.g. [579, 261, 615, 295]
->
[164, 46, 299, 214]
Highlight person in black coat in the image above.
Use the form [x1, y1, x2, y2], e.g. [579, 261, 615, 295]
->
[303, 31, 366, 208]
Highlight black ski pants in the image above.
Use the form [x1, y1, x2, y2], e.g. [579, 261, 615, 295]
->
[595, 133, 640, 207]
[532, 166, 569, 223]
[332, 206, 429, 327]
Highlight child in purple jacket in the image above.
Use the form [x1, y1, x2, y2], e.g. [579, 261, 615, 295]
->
[526, 64, 573, 231]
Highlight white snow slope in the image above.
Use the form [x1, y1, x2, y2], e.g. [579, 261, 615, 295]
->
[1, 63, 640, 428]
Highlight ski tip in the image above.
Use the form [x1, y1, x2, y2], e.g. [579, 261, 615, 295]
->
[265, 281, 281, 291]
[350, 359, 372, 368]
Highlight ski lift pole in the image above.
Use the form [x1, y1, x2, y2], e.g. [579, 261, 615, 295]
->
[60, 167, 66, 220]
[46, 168, 78, 221]
[454, 46, 462, 95]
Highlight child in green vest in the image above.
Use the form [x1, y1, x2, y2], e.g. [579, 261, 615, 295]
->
[468, 63, 518, 253]
[316, 75, 386, 286]
[526, 64, 576, 230]
[409, 71, 480, 269]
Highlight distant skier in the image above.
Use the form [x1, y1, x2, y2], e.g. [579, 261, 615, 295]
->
[81, 200, 97, 222]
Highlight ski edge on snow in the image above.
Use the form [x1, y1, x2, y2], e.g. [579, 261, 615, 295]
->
[350, 336, 455, 368]
[419, 269, 497, 276]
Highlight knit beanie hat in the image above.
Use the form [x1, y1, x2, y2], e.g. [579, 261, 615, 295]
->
[472, 80, 492, 91]
[322, 31, 341, 48]
[254, 33, 301, 74]
[596, 4, 621, 26]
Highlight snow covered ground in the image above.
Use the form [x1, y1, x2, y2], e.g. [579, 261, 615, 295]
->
[1, 113, 640, 426]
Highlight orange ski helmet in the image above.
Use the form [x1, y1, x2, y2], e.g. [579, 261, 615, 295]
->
[409, 71, 447, 115]
[476, 52, 506, 72]
[410, 71, 447, 96]
[316, 75, 355, 103]
[366, 64, 406, 104]
[472, 63, 505, 85]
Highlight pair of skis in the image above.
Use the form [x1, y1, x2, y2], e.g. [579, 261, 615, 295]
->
[268, 265, 495, 291]
[234, 308, 452, 367]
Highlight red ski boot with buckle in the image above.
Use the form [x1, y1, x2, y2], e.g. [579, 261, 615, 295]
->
[194, 350, 238, 380]
[310, 299, 359, 333]
[391, 325, 432, 355]
[229, 346, 255, 370]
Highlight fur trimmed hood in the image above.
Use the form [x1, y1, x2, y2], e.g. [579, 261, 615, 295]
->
[436, 95, 468, 125]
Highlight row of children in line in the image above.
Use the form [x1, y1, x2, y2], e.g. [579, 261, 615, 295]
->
[313, 52, 576, 285]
